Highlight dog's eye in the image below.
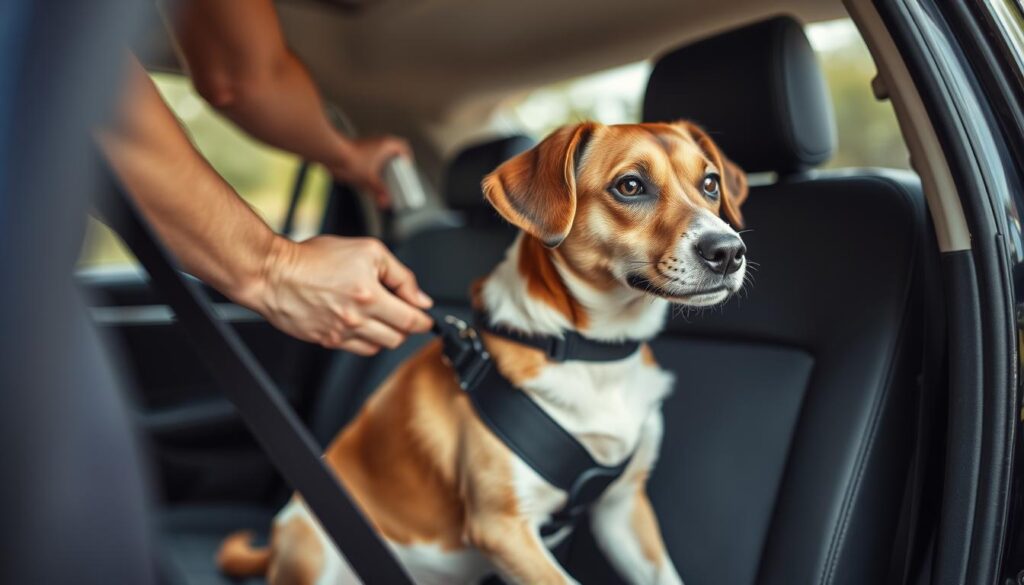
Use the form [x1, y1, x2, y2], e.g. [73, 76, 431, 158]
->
[702, 173, 721, 199]
[615, 176, 645, 197]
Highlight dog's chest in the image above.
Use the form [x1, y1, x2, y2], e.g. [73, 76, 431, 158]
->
[525, 354, 673, 460]
[506, 353, 674, 519]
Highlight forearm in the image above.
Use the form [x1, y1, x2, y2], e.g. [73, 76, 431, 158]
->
[172, 0, 354, 171]
[97, 55, 284, 308]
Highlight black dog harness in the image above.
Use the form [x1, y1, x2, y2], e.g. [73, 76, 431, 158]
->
[432, 311, 641, 536]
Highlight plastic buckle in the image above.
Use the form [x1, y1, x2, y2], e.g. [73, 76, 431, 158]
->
[564, 466, 622, 513]
[438, 315, 491, 391]
[546, 334, 571, 362]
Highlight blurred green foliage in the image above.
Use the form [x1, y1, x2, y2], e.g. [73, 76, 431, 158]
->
[153, 74, 302, 208]
[815, 25, 910, 170]
[80, 74, 329, 268]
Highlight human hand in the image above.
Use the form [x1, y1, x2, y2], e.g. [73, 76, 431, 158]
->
[250, 235, 433, 355]
[329, 135, 411, 209]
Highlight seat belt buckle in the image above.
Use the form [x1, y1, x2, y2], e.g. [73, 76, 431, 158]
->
[437, 315, 491, 391]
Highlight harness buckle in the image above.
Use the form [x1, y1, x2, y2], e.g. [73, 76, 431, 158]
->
[540, 463, 629, 536]
[546, 335, 571, 362]
[437, 315, 492, 392]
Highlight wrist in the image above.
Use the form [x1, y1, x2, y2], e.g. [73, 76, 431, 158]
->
[232, 233, 297, 317]
[324, 134, 357, 176]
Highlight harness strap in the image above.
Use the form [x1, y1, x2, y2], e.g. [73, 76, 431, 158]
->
[435, 314, 632, 535]
[473, 310, 641, 362]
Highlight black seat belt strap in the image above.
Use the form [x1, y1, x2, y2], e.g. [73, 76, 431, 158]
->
[102, 177, 414, 585]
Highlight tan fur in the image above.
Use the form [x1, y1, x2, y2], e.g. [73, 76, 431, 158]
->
[325, 340, 468, 550]
[632, 483, 666, 565]
[267, 511, 325, 585]
[482, 331, 548, 385]
[517, 234, 589, 328]
[324, 331, 551, 552]
[640, 343, 658, 367]
[568, 124, 704, 284]
[679, 121, 746, 227]
[217, 530, 271, 577]
[483, 123, 595, 247]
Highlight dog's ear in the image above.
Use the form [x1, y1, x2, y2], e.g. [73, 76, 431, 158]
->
[680, 122, 748, 228]
[482, 122, 596, 247]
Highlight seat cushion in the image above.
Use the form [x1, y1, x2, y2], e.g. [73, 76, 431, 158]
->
[567, 339, 814, 585]
[159, 505, 276, 585]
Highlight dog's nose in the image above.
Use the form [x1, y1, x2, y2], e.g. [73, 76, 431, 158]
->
[696, 233, 746, 275]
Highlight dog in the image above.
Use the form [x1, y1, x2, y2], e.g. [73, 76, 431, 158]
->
[217, 120, 749, 585]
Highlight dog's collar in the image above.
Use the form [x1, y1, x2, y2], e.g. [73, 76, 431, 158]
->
[471, 310, 642, 363]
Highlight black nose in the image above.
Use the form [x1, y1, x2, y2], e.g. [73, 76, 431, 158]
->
[696, 233, 746, 275]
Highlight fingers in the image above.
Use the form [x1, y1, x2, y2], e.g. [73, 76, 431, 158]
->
[320, 320, 402, 355]
[320, 307, 413, 356]
[377, 249, 433, 310]
[377, 136, 412, 161]
[337, 338, 380, 356]
[366, 286, 433, 334]
[352, 318, 406, 350]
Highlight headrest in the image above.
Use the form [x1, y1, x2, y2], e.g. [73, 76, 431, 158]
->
[644, 16, 836, 174]
[443, 135, 536, 214]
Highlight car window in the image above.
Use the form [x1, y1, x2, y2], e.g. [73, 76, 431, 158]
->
[495, 18, 910, 171]
[78, 72, 331, 270]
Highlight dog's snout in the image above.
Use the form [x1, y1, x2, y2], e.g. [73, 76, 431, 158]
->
[696, 233, 745, 275]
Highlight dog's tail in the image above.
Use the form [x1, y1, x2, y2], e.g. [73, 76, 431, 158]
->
[217, 530, 271, 577]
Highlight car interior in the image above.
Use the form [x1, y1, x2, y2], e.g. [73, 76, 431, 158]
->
[78, 1, 949, 584]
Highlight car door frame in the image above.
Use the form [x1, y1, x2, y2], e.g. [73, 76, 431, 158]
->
[849, 0, 1024, 583]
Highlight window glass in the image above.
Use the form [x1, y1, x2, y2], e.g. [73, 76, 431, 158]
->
[78, 72, 330, 269]
[806, 19, 910, 169]
[496, 18, 909, 171]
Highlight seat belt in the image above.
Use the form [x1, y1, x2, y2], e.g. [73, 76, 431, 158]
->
[101, 176, 414, 585]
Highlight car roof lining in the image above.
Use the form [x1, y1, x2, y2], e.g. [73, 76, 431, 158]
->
[279, 0, 844, 127]
[140, 0, 845, 154]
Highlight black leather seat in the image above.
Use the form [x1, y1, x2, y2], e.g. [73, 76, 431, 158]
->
[562, 16, 928, 585]
[159, 16, 928, 585]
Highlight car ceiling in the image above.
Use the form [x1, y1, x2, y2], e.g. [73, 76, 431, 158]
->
[276, 0, 843, 123]
[145, 0, 846, 175]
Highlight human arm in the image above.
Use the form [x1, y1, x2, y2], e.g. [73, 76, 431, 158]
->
[96, 55, 432, 354]
[168, 0, 406, 207]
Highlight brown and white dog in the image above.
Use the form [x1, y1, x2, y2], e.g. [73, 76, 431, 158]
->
[217, 120, 749, 585]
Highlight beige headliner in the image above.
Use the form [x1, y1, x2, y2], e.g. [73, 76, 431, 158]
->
[279, 0, 842, 135]
[148, 0, 846, 176]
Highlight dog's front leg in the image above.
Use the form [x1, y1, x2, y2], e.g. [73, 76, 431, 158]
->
[589, 477, 683, 585]
[465, 514, 579, 585]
